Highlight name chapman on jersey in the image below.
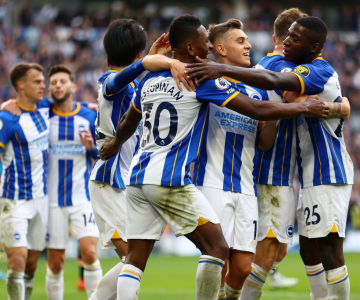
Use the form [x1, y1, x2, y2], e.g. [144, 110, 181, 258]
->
[49, 144, 86, 156]
[214, 110, 258, 134]
[141, 81, 183, 101]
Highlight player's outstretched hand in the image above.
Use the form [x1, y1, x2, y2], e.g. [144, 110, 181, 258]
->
[170, 59, 197, 92]
[0, 99, 21, 116]
[87, 103, 98, 112]
[303, 95, 329, 118]
[149, 33, 171, 56]
[99, 137, 120, 160]
[79, 129, 94, 151]
[186, 56, 227, 84]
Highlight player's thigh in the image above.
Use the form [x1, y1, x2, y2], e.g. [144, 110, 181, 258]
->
[27, 196, 48, 251]
[301, 184, 351, 239]
[233, 193, 258, 253]
[143, 184, 219, 238]
[257, 185, 295, 244]
[70, 201, 99, 241]
[46, 206, 69, 250]
[196, 186, 234, 247]
[126, 185, 167, 241]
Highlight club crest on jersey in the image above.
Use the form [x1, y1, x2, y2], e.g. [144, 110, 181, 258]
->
[292, 65, 310, 77]
[280, 67, 292, 73]
[286, 225, 294, 238]
[249, 91, 261, 100]
[78, 125, 86, 134]
[215, 78, 231, 90]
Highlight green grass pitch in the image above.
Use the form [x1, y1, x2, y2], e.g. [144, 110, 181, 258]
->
[1, 253, 360, 299]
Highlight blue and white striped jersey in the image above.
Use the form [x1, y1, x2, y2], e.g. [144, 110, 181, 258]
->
[90, 71, 140, 188]
[193, 77, 268, 196]
[126, 71, 240, 187]
[0, 99, 50, 200]
[48, 103, 97, 207]
[255, 53, 297, 186]
[289, 58, 354, 188]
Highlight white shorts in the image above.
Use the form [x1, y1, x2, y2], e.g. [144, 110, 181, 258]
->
[46, 201, 99, 249]
[197, 186, 258, 253]
[89, 181, 127, 249]
[126, 184, 220, 240]
[0, 196, 48, 251]
[297, 184, 352, 239]
[257, 185, 295, 244]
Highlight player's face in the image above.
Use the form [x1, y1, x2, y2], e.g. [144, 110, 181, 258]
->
[193, 25, 213, 59]
[283, 22, 312, 65]
[22, 69, 45, 102]
[49, 72, 75, 103]
[221, 29, 251, 67]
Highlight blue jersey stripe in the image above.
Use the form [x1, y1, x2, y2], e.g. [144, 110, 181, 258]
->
[114, 151, 126, 189]
[296, 133, 304, 188]
[323, 129, 347, 184]
[305, 118, 331, 185]
[30, 111, 47, 133]
[94, 155, 117, 185]
[58, 117, 66, 140]
[252, 146, 258, 196]
[58, 159, 73, 206]
[193, 104, 210, 186]
[129, 152, 153, 185]
[257, 149, 272, 185]
[2, 161, 15, 199]
[84, 158, 91, 200]
[42, 150, 48, 195]
[66, 117, 74, 141]
[13, 130, 33, 200]
[222, 132, 244, 192]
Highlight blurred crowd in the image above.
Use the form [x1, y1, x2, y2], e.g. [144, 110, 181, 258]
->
[0, 0, 359, 227]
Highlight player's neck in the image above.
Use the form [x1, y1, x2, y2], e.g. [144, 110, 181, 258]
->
[52, 98, 74, 113]
[16, 94, 37, 110]
[216, 57, 247, 68]
[171, 52, 197, 64]
[273, 44, 284, 56]
[109, 65, 125, 72]
[301, 53, 322, 64]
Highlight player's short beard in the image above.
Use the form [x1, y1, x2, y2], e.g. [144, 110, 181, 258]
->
[51, 89, 72, 103]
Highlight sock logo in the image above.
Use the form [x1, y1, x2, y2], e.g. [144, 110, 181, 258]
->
[286, 225, 293, 238]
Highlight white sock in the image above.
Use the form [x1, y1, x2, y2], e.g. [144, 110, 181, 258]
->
[6, 270, 25, 300]
[225, 282, 241, 299]
[117, 264, 143, 300]
[46, 267, 64, 300]
[217, 286, 226, 300]
[84, 259, 103, 298]
[24, 274, 34, 300]
[269, 261, 280, 275]
[239, 263, 268, 300]
[90, 260, 125, 300]
[196, 255, 224, 300]
[326, 265, 350, 300]
[305, 264, 328, 299]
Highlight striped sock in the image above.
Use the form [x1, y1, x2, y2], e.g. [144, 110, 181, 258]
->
[117, 264, 143, 300]
[45, 267, 64, 300]
[305, 264, 328, 299]
[225, 282, 241, 299]
[269, 261, 279, 275]
[326, 265, 350, 300]
[196, 255, 224, 300]
[24, 273, 34, 300]
[217, 286, 226, 300]
[90, 260, 125, 300]
[239, 263, 267, 300]
[6, 270, 25, 300]
[84, 259, 103, 298]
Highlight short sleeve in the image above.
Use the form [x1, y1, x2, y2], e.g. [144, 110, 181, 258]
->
[132, 77, 148, 114]
[196, 78, 240, 107]
[0, 112, 18, 149]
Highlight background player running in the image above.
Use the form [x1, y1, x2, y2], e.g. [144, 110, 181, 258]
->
[99, 14, 328, 300]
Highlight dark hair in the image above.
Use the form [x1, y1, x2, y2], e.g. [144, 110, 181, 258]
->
[10, 63, 43, 91]
[169, 15, 202, 49]
[296, 16, 328, 47]
[103, 19, 147, 67]
[48, 64, 74, 82]
[208, 18, 243, 44]
[274, 8, 308, 42]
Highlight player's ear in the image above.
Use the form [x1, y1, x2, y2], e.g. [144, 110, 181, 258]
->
[310, 42, 320, 54]
[272, 34, 276, 44]
[216, 44, 227, 57]
[17, 80, 24, 91]
[186, 42, 195, 57]
[136, 51, 141, 59]
[71, 83, 77, 94]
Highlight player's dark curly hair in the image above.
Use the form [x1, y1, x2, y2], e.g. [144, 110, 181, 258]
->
[103, 19, 147, 67]
[274, 8, 308, 42]
[296, 16, 328, 49]
[169, 15, 202, 49]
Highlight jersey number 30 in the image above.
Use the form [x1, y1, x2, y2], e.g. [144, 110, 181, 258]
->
[141, 102, 178, 147]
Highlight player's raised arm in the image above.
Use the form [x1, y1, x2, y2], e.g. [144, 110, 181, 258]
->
[226, 92, 329, 121]
[186, 57, 302, 92]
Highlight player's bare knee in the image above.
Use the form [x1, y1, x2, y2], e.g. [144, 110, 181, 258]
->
[81, 248, 98, 264]
[207, 240, 228, 261]
[8, 255, 26, 271]
[48, 257, 65, 274]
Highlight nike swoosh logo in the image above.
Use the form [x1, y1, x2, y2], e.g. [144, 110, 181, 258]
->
[247, 283, 261, 289]
[85, 228, 94, 232]
[251, 242, 257, 246]
[307, 227, 315, 232]
[24, 124, 31, 130]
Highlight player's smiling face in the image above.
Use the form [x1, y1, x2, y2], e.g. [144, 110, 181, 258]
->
[22, 69, 45, 102]
[193, 25, 213, 60]
[219, 29, 251, 67]
[49, 72, 75, 103]
[283, 22, 312, 65]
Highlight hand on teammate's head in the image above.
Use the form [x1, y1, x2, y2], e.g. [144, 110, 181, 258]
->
[149, 33, 172, 56]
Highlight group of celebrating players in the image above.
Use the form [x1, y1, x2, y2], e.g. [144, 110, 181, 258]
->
[0, 5, 354, 300]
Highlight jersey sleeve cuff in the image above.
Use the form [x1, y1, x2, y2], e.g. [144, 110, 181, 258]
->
[220, 91, 240, 107]
[132, 100, 142, 114]
[289, 72, 305, 95]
